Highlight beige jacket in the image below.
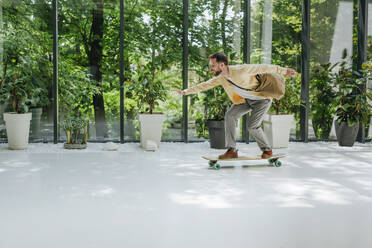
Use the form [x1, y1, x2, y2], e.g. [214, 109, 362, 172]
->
[184, 64, 288, 104]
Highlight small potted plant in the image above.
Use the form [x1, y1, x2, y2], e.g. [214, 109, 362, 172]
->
[333, 58, 372, 146]
[0, 74, 33, 150]
[59, 113, 89, 149]
[263, 75, 300, 148]
[129, 63, 167, 150]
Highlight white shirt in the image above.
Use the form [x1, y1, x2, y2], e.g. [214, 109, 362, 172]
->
[233, 85, 266, 101]
[226, 76, 266, 101]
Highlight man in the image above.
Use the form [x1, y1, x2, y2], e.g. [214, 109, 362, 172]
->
[172, 52, 297, 159]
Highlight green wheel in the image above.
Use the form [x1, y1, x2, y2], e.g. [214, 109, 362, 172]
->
[209, 161, 217, 167]
[274, 160, 282, 167]
[213, 163, 221, 170]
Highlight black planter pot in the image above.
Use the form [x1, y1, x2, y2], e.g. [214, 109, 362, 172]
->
[206, 120, 226, 149]
[334, 120, 359, 147]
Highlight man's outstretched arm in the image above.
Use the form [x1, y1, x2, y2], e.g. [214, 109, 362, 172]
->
[244, 64, 297, 76]
[171, 76, 224, 96]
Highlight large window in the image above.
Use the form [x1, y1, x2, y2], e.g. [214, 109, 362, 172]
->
[124, 0, 183, 142]
[188, 0, 244, 142]
[0, 0, 54, 142]
[310, 0, 354, 141]
[1, 0, 369, 143]
[58, 0, 120, 142]
[251, 0, 302, 141]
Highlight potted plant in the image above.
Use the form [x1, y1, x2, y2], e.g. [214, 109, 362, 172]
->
[263, 75, 300, 148]
[189, 64, 230, 149]
[0, 74, 33, 149]
[310, 63, 338, 140]
[202, 86, 230, 149]
[129, 63, 167, 150]
[59, 113, 89, 149]
[333, 59, 372, 146]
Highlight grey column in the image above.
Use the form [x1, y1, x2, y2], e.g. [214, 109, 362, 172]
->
[182, 0, 189, 142]
[120, 0, 124, 143]
[356, 0, 368, 143]
[53, 0, 59, 144]
[300, 0, 310, 142]
[0, 1, 3, 78]
[242, 0, 251, 144]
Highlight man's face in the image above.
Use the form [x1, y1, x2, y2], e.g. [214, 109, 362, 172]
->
[209, 58, 223, 76]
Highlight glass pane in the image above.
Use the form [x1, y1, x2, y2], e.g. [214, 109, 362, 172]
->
[188, 0, 243, 142]
[251, 0, 302, 141]
[124, 0, 183, 142]
[58, 0, 120, 142]
[310, 0, 354, 140]
[0, 0, 54, 143]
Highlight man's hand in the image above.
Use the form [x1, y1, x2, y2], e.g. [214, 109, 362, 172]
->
[171, 89, 186, 96]
[285, 68, 297, 77]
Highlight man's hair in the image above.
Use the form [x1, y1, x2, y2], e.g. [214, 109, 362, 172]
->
[209, 52, 228, 65]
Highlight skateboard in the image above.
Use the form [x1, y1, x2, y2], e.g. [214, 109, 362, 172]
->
[202, 154, 286, 170]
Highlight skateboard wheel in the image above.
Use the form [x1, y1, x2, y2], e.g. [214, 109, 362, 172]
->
[214, 164, 221, 170]
[274, 160, 282, 167]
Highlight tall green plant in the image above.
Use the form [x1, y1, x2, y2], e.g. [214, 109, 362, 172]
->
[58, 59, 99, 119]
[334, 58, 372, 127]
[128, 62, 168, 114]
[310, 63, 337, 139]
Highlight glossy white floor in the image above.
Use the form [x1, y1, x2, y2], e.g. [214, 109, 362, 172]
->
[0, 141, 371, 248]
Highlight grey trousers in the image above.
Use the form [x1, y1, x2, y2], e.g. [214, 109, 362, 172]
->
[225, 98, 272, 151]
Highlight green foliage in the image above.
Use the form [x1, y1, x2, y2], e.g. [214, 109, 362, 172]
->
[202, 86, 231, 121]
[271, 75, 301, 115]
[1, 3, 52, 111]
[252, 0, 302, 68]
[127, 62, 168, 114]
[0, 74, 36, 114]
[310, 63, 338, 139]
[334, 59, 372, 127]
[58, 59, 100, 119]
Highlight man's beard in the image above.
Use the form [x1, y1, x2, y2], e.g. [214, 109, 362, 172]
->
[213, 70, 222, 76]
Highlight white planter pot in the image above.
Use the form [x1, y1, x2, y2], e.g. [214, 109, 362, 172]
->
[263, 114, 293, 148]
[138, 113, 165, 151]
[3, 113, 32, 150]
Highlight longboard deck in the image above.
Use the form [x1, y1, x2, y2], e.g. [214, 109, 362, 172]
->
[202, 153, 286, 162]
[203, 154, 287, 170]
